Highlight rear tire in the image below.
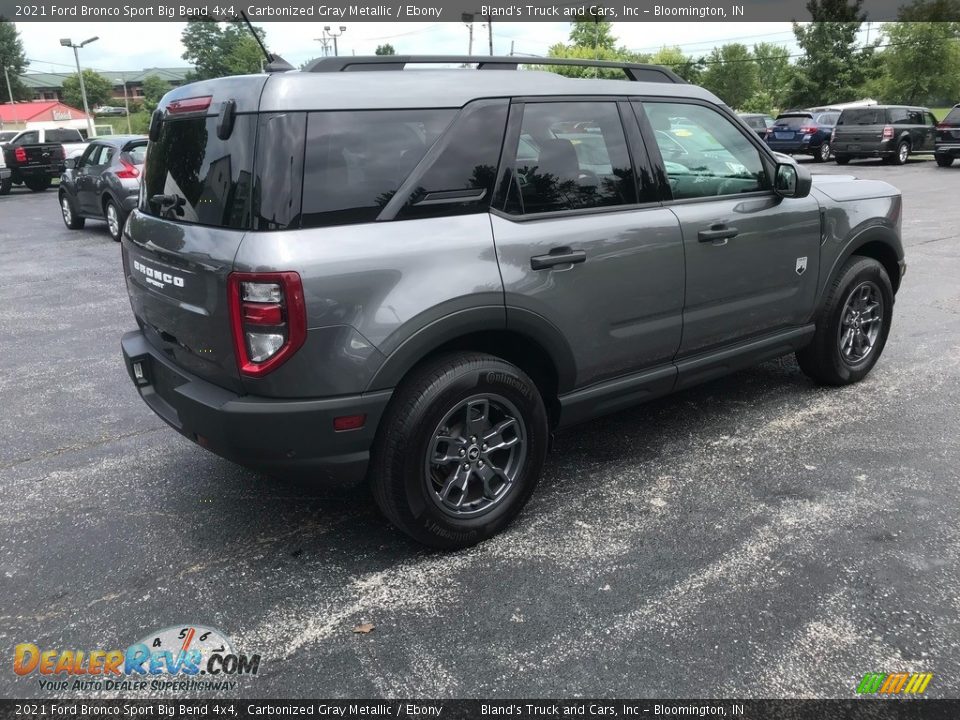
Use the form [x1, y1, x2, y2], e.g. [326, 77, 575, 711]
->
[25, 176, 51, 192]
[104, 198, 123, 242]
[834, 155, 851, 165]
[370, 352, 549, 549]
[891, 140, 910, 166]
[797, 256, 893, 386]
[936, 154, 955, 168]
[59, 191, 85, 230]
[0, 176, 10, 195]
[815, 141, 831, 163]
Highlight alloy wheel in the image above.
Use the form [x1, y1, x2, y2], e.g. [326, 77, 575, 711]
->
[106, 203, 120, 238]
[425, 394, 527, 518]
[838, 281, 883, 364]
[820, 142, 831, 162]
[61, 196, 72, 226]
[899, 143, 909, 164]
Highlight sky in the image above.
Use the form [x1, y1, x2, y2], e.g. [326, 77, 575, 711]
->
[14, 21, 807, 75]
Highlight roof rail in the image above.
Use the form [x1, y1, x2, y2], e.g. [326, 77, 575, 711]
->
[302, 56, 686, 84]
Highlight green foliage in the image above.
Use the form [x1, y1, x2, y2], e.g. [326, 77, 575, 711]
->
[545, 43, 649, 79]
[785, 0, 879, 107]
[648, 46, 705, 85]
[63, 70, 113, 111]
[701, 43, 757, 109]
[897, 0, 960, 19]
[874, 22, 960, 105]
[567, 17, 617, 50]
[140, 75, 172, 114]
[0, 19, 32, 101]
[375, 43, 396, 56]
[752, 42, 794, 111]
[181, 20, 267, 80]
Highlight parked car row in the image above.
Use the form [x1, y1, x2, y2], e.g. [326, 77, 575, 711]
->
[739, 102, 960, 167]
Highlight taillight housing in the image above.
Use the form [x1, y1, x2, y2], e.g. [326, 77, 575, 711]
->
[799, 126, 817, 134]
[882, 125, 894, 139]
[14, 147, 26, 163]
[116, 159, 140, 179]
[228, 272, 306, 377]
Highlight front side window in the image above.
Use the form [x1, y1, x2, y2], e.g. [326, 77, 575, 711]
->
[505, 101, 639, 215]
[645, 102, 767, 200]
[301, 109, 455, 228]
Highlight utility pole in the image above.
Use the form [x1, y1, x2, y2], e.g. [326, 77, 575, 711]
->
[60, 36, 98, 138]
[487, 16, 493, 55]
[462, 13, 474, 55]
[3, 65, 13, 104]
[314, 34, 331, 57]
[122, 75, 131, 133]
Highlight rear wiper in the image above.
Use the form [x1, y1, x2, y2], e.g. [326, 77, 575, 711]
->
[150, 193, 185, 217]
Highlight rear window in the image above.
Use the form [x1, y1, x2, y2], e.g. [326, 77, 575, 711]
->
[839, 109, 883, 125]
[774, 115, 813, 129]
[47, 128, 83, 143]
[124, 143, 147, 165]
[142, 115, 256, 229]
[301, 109, 455, 228]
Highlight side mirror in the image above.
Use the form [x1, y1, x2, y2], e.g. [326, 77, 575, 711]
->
[64, 158, 76, 170]
[774, 162, 812, 199]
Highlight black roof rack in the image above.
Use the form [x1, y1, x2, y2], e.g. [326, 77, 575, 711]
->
[303, 56, 686, 84]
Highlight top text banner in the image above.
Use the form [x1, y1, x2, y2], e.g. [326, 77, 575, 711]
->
[0, 0, 931, 22]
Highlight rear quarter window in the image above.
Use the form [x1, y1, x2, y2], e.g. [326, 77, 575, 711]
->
[301, 109, 455, 228]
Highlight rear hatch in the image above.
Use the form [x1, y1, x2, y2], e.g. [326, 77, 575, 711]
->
[122, 75, 266, 393]
[937, 106, 960, 145]
[834, 107, 887, 146]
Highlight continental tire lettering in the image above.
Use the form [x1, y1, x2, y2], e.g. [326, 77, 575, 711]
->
[485, 371, 532, 399]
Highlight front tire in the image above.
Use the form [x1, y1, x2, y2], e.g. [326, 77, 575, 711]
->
[370, 352, 549, 549]
[59, 191, 85, 230]
[797, 256, 894, 386]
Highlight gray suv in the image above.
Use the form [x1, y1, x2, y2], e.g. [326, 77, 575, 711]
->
[120, 57, 905, 548]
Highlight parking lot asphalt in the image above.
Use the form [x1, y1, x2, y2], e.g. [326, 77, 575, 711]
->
[2, 157, 960, 700]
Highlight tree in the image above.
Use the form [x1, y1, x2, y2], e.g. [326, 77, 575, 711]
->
[785, 0, 878, 107]
[875, 22, 960, 105]
[545, 43, 649, 78]
[649, 46, 705, 85]
[752, 42, 794, 111]
[375, 44, 396, 56]
[567, 16, 617, 50]
[181, 19, 267, 80]
[0, 20, 32, 102]
[62, 69, 113, 111]
[140, 75, 172, 113]
[701, 43, 757, 109]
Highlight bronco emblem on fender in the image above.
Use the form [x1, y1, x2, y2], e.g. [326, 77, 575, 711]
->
[796, 256, 808, 275]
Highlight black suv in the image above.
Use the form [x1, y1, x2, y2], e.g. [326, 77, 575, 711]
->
[832, 105, 937, 165]
[935, 103, 960, 167]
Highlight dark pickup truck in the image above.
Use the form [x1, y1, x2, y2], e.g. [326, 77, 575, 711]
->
[1, 136, 65, 192]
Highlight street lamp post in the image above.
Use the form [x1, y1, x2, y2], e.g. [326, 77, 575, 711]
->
[60, 36, 98, 138]
[324, 26, 346, 57]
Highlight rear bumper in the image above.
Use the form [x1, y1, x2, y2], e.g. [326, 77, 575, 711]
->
[765, 138, 824, 154]
[832, 140, 894, 157]
[121, 330, 392, 485]
[12, 165, 61, 179]
[935, 143, 960, 157]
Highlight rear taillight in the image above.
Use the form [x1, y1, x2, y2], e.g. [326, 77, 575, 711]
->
[14, 147, 26, 163]
[228, 272, 306, 377]
[799, 126, 817, 134]
[882, 126, 894, 139]
[116, 159, 140, 179]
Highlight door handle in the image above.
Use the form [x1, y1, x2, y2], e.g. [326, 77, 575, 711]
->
[530, 248, 587, 270]
[697, 224, 739, 244]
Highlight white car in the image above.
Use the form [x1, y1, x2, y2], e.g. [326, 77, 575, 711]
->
[6, 127, 89, 159]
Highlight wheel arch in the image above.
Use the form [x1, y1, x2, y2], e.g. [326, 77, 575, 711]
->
[366, 307, 576, 428]
[819, 228, 903, 312]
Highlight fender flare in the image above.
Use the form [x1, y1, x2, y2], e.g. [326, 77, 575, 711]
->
[816, 225, 902, 310]
[365, 305, 578, 394]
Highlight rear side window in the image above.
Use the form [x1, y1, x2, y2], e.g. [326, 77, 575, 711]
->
[504, 101, 639, 215]
[815, 113, 839, 126]
[301, 109, 455, 228]
[398, 100, 508, 220]
[944, 107, 960, 126]
[889, 108, 911, 124]
[142, 115, 256, 229]
[838, 109, 883, 125]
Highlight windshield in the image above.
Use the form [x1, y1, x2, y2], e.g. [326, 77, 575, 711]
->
[142, 115, 255, 228]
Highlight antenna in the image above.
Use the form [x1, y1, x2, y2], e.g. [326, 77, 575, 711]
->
[237, 10, 294, 73]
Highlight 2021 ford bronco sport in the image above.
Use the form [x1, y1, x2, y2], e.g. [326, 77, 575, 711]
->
[121, 56, 905, 548]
